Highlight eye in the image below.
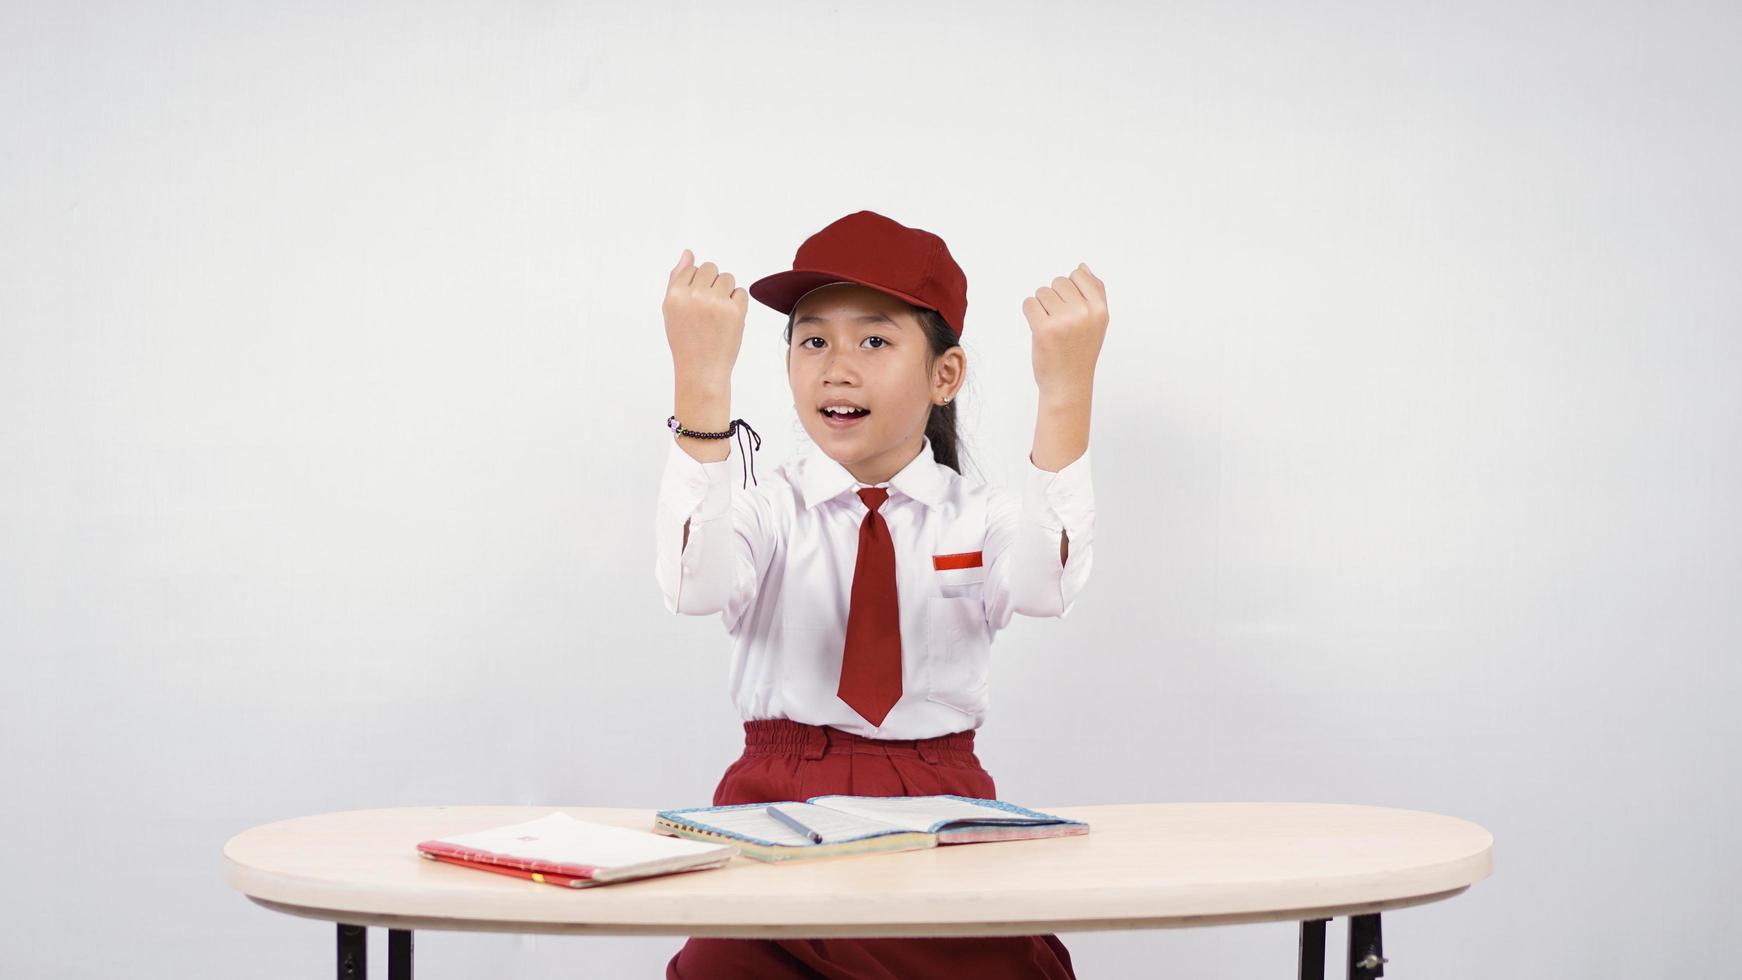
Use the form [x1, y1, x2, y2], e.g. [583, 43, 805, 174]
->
[800, 336, 823, 349]
[863, 336, 888, 349]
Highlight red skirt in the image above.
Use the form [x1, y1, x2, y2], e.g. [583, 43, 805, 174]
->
[665, 718, 1078, 980]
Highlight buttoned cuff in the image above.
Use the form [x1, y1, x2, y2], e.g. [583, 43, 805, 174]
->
[1023, 446, 1095, 543]
[660, 437, 737, 524]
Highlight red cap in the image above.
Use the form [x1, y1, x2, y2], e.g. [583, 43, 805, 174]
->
[749, 210, 968, 339]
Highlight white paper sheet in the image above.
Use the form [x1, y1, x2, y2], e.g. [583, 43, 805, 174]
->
[807, 795, 1047, 832]
[432, 812, 732, 869]
[692, 803, 908, 844]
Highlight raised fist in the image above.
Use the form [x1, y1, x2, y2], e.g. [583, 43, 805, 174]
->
[663, 248, 750, 382]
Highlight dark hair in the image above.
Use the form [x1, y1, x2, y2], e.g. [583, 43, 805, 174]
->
[784, 306, 965, 474]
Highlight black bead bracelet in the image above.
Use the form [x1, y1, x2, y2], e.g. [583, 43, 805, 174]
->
[667, 415, 762, 488]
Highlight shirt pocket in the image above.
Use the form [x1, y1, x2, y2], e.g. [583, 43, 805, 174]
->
[923, 595, 990, 718]
[932, 549, 987, 600]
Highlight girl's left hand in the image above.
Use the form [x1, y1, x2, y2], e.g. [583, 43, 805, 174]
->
[1022, 263, 1108, 395]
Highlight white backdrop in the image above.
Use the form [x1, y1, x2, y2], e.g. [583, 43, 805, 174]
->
[3, 1, 1737, 977]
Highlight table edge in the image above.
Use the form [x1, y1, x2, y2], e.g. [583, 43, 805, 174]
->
[245, 884, 1473, 937]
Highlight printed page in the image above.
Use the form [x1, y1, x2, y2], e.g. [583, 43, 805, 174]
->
[810, 795, 1054, 832]
[686, 803, 903, 845]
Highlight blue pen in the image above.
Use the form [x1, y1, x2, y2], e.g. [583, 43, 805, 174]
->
[765, 805, 825, 844]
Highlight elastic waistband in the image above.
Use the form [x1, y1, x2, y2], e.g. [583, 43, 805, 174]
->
[740, 718, 979, 763]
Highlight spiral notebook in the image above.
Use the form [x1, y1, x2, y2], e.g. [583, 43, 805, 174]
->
[652, 794, 1089, 862]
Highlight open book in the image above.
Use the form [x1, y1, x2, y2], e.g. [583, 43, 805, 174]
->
[416, 812, 738, 888]
[652, 794, 1089, 862]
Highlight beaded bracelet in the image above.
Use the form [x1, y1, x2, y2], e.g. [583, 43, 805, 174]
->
[667, 415, 762, 488]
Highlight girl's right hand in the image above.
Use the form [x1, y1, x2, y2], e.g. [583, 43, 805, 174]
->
[663, 249, 749, 382]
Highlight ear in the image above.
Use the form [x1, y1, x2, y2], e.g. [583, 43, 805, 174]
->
[933, 345, 966, 403]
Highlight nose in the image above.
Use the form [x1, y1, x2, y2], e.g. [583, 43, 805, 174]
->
[820, 349, 858, 385]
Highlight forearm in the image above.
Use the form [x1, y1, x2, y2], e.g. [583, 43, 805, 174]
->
[1019, 262, 1107, 572]
[673, 372, 733, 464]
[1031, 381, 1092, 472]
[654, 439, 738, 615]
[1030, 381, 1093, 563]
[1000, 438, 1097, 619]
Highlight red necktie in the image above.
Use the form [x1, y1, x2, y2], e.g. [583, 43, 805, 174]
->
[837, 487, 902, 727]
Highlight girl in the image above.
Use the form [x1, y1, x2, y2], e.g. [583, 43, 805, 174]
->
[655, 210, 1107, 979]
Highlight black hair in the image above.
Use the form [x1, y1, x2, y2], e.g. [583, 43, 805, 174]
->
[784, 306, 965, 474]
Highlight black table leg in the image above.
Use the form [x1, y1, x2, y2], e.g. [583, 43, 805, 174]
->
[337, 923, 366, 978]
[389, 928, 414, 980]
[1348, 913, 1386, 979]
[1298, 918, 1328, 980]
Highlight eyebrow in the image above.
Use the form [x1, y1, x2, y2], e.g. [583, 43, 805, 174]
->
[793, 313, 901, 327]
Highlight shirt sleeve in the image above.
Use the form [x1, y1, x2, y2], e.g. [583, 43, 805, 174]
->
[982, 446, 1096, 631]
[653, 437, 774, 634]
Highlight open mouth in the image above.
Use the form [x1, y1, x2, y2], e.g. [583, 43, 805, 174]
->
[820, 406, 871, 427]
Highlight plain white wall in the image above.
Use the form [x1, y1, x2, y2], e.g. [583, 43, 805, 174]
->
[3, 1, 1737, 976]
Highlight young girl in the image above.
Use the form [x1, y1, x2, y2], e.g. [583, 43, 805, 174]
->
[655, 210, 1107, 979]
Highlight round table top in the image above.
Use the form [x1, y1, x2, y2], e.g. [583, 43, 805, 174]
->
[222, 802, 1494, 938]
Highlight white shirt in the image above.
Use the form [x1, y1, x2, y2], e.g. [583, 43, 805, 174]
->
[654, 434, 1095, 739]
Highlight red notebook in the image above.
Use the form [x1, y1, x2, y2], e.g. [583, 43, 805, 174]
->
[416, 812, 738, 888]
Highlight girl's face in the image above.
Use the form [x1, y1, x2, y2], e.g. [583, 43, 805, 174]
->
[787, 283, 963, 484]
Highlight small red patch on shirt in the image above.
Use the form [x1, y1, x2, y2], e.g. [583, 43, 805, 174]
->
[932, 551, 984, 571]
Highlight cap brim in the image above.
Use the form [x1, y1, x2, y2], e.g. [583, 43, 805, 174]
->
[749, 268, 933, 318]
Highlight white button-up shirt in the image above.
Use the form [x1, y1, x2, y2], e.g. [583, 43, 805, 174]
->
[654, 434, 1095, 739]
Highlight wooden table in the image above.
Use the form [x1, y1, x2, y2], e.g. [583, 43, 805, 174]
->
[222, 802, 1493, 979]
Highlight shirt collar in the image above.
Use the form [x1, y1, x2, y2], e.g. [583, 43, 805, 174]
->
[800, 436, 949, 511]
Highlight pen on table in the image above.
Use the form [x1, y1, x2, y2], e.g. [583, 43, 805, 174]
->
[765, 805, 824, 844]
